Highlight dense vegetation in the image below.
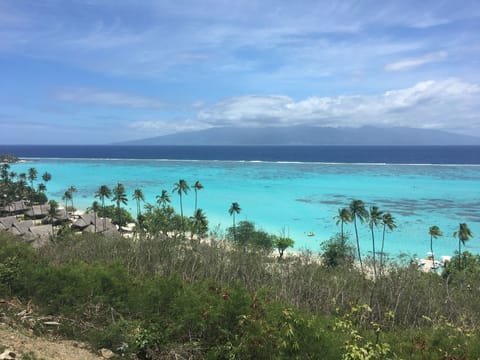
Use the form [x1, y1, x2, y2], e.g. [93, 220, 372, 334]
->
[0, 154, 19, 163]
[1, 229, 480, 359]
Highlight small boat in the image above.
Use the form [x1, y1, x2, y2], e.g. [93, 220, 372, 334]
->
[307, 231, 315, 237]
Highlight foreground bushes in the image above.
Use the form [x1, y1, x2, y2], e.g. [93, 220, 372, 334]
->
[1, 232, 480, 358]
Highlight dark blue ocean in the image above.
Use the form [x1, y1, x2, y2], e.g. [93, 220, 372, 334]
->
[1, 145, 480, 164]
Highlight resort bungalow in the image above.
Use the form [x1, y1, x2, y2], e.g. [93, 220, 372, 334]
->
[25, 225, 54, 248]
[0, 200, 29, 215]
[24, 204, 50, 219]
[10, 220, 34, 236]
[71, 213, 118, 235]
[0, 215, 18, 231]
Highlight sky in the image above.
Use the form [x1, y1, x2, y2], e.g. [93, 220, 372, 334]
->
[0, 0, 480, 144]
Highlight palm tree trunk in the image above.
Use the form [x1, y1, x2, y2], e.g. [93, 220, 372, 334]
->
[341, 221, 344, 245]
[353, 217, 363, 272]
[380, 226, 386, 275]
[430, 235, 434, 267]
[371, 227, 377, 278]
[194, 190, 198, 212]
[102, 198, 106, 231]
[233, 213, 236, 242]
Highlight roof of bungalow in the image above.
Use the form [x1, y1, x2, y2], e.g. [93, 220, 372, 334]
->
[71, 213, 98, 229]
[1, 200, 29, 214]
[0, 215, 18, 230]
[24, 205, 50, 218]
[10, 220, 34, 236]
[26, 225, 53, 248]
[82, 217, 117, 234]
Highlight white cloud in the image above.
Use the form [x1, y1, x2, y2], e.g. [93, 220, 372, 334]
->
[194, 79, 480, 132]
[385, 51, 448, 71]
[56, 87, 164, 108]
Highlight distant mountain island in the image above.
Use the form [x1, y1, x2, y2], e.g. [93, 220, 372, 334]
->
[117, 126, 480, 145]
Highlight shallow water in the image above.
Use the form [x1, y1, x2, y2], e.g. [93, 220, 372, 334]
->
[11, 158, 480, 259]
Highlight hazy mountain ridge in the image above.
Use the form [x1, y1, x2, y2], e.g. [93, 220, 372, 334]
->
[117, 126, 480, 145]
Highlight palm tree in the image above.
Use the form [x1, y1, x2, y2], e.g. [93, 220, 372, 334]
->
[132, 188, 145, 220]
[192, 208, 208, 239]
[62, 190, 72, 214]
[112, 183, 128, 226]
[334, 208, 352, 245]
[380, 213, 396, 270]
[193, 180, 204, 211]
[1, 164, 10, 184]
[428, 225, 443, 269]
[156, 190, 171, 208]
[37, 183, 47, 193]
[27, 167, 37, 189]
[68, 186, 77, 211]
[173, 179, 190, 232]
[46, 200, 60, 239]
[95, 185, 112, 230]
[368, 206, 383, 278]
[453, 223, 474, 270]
[42, 171, 52, 183]
[349, 199, 369, 272]
[90, 200, 100, 233]
[229, 202, 241, 242]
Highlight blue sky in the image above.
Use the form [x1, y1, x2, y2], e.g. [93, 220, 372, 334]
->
[1, 0, 479, 144]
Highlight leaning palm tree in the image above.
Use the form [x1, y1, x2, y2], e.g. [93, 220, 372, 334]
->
[112, 183, 128, 227]
[334, 208, 352, 245]
[453, 223, 474, 270]
[193, 181, 204, 211]
[368, 206, 384, 278]
[156, 190, 171, 209]
[132, 188, 145, 220]
[380, 213, 396, 271]
[173, 179, 190, 232]
[95, 185, 112, 230]
[229, 202, 241, 242]
[349, 199, 369, 272]
[428, 225, 443, 269]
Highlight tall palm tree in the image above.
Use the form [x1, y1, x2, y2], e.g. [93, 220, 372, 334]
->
[428, 225, 443, 269]
[380, 213, 396, 270]
[156, 190, 171, 208]
[46, 200, 59, 240]
[193, 180, 204, 211]
[62, 190, 72, 214]
[173, 179, 190, 217]
[334, 208, 352, 245]
[349, 199, 369, 272]
[37, 183, 47, 193]
[112, 183, 128, 226]
[453, 223, 474, 270]
[68, 185, 77, 211]
[132, 188, 145, 219]
[229, 202, 241, 242]
[368, 206, 383, 278]
[27, 167, 37, 190]
[95, 185, 111, 230]
[90, 200, 100, 233]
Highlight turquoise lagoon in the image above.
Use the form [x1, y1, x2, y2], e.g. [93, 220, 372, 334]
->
[12, 159, 480, 259]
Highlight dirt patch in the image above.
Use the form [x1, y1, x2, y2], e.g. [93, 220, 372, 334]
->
[0, 324, 103, 359]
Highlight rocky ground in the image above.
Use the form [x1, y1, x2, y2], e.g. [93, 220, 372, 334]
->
[0, 299, 111, 360]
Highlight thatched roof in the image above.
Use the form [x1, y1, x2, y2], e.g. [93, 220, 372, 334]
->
[72, 214, 117, 234]
[25, 205, 49, 219]
[10, 220, 34, 236]
[1, 200, 29, 214]
[26, 225, 53, 248]
[0, 215, 18, 230]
